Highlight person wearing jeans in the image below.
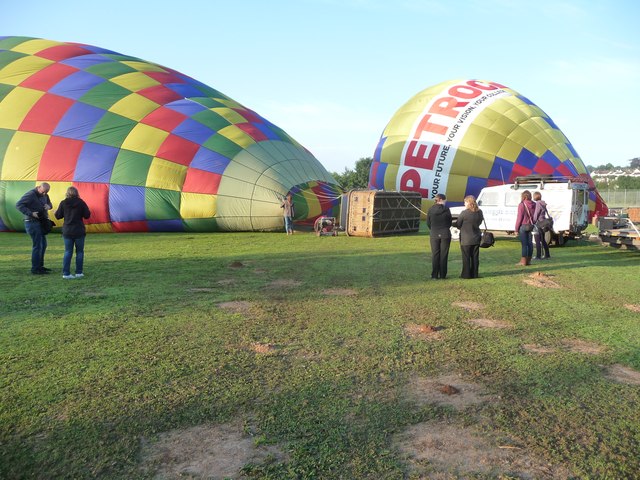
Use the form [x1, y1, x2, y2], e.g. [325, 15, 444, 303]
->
[514, 190, 536, 266]
[15, 182, 52, 274]
[280, 193, 295, 235]
[55, 186, 91, 279]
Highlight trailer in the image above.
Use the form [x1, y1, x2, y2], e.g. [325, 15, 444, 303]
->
[450, 176, 591, 246]
[597, 216, 640, 250]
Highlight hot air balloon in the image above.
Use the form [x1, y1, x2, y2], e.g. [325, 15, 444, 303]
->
[0, 36, 341, 233]
[369, 79, 607, 217]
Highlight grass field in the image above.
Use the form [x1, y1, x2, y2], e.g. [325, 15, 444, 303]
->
[1, 227, 639, 479]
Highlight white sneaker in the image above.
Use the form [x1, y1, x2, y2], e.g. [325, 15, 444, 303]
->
[75, 273, 84, 278]
[62, 274, 75, 279]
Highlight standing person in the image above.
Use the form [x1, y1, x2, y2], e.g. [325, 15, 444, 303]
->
[532, 191, 551, 260]
[514, 190, 536, 266]
[426, 193, 452, 279]
[455, 195, 484, 279]
[280, 193, 295, 235]
[15, 182, 53, 274]
[55, 186, 91, 279]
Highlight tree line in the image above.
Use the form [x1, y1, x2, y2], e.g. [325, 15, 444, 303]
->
[586, 157, 640, 172]
[331, 157, 373, 191]
[587, 157, 640, 190]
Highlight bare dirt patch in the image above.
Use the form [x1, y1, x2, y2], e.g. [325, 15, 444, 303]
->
[452, 301, 484, 311]
[466, 318, 513, 329]
[266, 279, 302, 288]
[404, 374, 494, 410]
[321, 288, 358, 296]
[404, 323, 444, 340]
[604, 364, 640, 386]
[394, 420, 569, 479]
[624, 304, 640, 313]
[523, 271, 561, 289]
[217, 301, 253, 314]
[217, 278, 236, 286]
[228, 261, 244, 268]
[139, 421, 286, 479]
[188, 287, 216, 293]
[522, 344, 557, 354]
[560, 338, 606, 355]
[250, 342, 280, 355]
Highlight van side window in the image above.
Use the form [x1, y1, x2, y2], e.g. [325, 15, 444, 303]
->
[478, 191, 500, 206]
[506, 192, 521, 206]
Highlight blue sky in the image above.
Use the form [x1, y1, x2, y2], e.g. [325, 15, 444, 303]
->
[3, 0, 639, 172]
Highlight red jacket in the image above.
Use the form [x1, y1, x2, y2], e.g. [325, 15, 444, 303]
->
[515, 199, 536, 231]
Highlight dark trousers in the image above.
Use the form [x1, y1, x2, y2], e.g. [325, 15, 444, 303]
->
[533, 229, 550, 258]
[460, 244, 480, 279]
[430, 234, 451, 279]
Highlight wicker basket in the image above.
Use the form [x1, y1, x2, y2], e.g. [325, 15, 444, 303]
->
[342, 190, 422, 237]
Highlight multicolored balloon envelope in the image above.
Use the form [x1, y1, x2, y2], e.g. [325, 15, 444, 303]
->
[369, 79, 607, 216]
[0, 36, 340, 232]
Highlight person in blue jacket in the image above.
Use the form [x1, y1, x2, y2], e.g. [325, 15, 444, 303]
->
[15, 183, 53, 274]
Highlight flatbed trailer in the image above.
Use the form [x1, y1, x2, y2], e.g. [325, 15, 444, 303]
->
[597, 217, 640, 250]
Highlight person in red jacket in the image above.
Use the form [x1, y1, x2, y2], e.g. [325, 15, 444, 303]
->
[514, 190, 536, 266]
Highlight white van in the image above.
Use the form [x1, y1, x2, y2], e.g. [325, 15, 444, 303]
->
[450, 176, 590, 246]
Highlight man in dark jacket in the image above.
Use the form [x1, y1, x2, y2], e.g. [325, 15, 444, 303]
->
[15, 183, 52, 274]
[426, 194, 452, 279]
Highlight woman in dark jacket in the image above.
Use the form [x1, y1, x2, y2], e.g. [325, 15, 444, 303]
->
[55, 186, 91, 279]
[426, 193, 452, 279]
[514, 190, 536, 266]
[455, 195, 484, 279]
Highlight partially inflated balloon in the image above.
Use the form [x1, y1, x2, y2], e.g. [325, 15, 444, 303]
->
[369, 79, 607, 216]
[0, 36, 340, 232]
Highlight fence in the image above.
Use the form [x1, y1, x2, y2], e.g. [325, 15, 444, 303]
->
[598, 190, 640, 208]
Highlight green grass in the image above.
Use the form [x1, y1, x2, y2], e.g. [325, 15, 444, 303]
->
[1, 227, 639, 479]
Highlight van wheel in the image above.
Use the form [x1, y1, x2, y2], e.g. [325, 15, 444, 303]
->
[555, 234, 566, 247]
